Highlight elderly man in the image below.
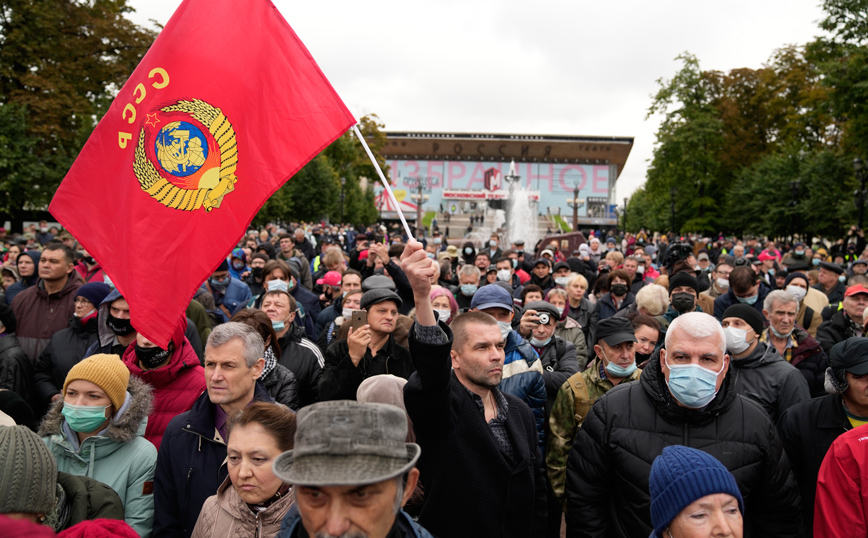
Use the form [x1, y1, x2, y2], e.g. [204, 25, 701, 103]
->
[547, 317, 641, 502]
[759, 290, 828, 397]
[564, 312, 802, 538]
[813, 261, 847, 304]
[779, 338, 868, 536]
[401, 240, 547, 538]
[273, 401, 433, 538]
[153, 322, 272, 538]
[721, 303, 809, 422]
[818, 284, 868, 354]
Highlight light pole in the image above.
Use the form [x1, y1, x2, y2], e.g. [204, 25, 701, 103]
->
[411, 182, 429, 233]
[566, 183, 584, 232]
[855, 158, 867, 230]
[670, 187, 677, 233]
[339, 177, 346, 224]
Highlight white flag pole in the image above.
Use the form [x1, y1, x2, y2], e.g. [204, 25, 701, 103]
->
[352, 124, 416, 240]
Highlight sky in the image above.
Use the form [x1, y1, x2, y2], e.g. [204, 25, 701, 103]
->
[126, 0, 829, 203]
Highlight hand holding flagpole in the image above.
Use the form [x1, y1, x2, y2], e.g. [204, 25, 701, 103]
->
[352, 124, 415, 240]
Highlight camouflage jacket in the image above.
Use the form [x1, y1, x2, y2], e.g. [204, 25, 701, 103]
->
[545, 357, 641, 499]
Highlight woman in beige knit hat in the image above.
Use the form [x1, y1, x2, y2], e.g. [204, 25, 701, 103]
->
[39, 354, 156, 537]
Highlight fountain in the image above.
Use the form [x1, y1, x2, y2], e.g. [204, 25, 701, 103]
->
[502, 160, 540, 250]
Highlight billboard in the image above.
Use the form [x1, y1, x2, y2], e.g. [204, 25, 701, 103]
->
[379, 159, 612, 217]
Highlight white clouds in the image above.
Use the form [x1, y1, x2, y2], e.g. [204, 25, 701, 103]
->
[126, 0, 827, 202]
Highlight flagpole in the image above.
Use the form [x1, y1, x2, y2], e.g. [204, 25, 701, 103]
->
[352, 124, 415, 240]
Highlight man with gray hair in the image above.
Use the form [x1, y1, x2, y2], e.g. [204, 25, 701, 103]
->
[273, 401, 434, 538]
[153, 321, 273, 538]
[565, 312, 802, 538]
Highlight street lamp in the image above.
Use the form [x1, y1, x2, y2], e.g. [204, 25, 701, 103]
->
[566, 183, 584, 232]
[411, 183, 429, 232]
[670, 187, 677, 233]
[339, 177, 346, 224]
[855, 158, 867, 230]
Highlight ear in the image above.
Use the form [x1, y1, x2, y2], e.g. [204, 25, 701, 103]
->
[450, 349, 460, 370]
[252, 357, 265, 380]
[762, 310, 769, 319]
[401, 468, 420, 507]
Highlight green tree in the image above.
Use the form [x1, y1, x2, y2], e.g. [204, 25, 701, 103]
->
[0, 0, 157, 215]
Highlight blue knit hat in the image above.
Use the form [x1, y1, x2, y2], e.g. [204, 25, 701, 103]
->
[649, 446, 744, 537]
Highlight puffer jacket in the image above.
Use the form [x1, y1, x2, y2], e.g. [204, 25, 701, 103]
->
[499, 330, 546, 451]
[39, 376, 157, 537]
[564, 355, 803, 538]
[778, 393, 850, 536]
[12, 274, 82, 361]
[278, 323, 324, 407]
[533, 335, 580, 413]
[33, 315, 99, 407]
[555, 316, 589, 371]
[191, 476, 293, 538]
[0, 334, 32, 403]
[278, 505, 436, 538]
[261, 363, 299, 410]
[817, 310, 860, 356]
[730, 341, 810, 423]
[122, 318, 205, 451]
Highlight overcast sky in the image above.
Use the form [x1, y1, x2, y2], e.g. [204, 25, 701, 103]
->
[127, 0, 828, 203]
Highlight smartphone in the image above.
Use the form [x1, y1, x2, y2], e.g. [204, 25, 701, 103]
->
[351, 310, 368, 332]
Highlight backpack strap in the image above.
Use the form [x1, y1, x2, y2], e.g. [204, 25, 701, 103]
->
[569, 375, 591, 424]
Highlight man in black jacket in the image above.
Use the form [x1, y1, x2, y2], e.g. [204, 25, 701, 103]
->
[319, 289, 413, 401]
[565, 311, 802, 538]
[778, 337, 868, 537]
[401, 240, 547, 538]
[153, 322, 272, 538]
[817, 284, 868, 354]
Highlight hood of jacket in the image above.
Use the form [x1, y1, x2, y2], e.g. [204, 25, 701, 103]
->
[17, 250, 41, 286]
[122, 321, 199, 389]
[34, 270, 80, 299]
[731, 341, 783, 370]
[95, 288, 125, 348]
[504, 330, 539, 365]
[213, 476, 293, 529]
[39, 376, 153, 450]
[640, 353, 737, 428]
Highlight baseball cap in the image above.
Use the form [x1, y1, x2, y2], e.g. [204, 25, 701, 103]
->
[272, 401, 420, 487]
[541, 249, 554, 257]
[470, 285, 513, 312]
[534, 258, 552, 268]
[757, 251, 776, 261]
[697, 252, 709, 261]
[845, 284, 868, 298]
[830, 338, 868, 376]
[553, 262, 571, 273]
[317, 271, 342, 287]
[595, 317, 637, 347]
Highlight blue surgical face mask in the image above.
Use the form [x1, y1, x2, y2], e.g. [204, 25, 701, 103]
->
[267, 279, 289, 292]
[62, 402, 109, 433]
[839, 274, 847, 282]
[460, 284, 477, 296]
[433, 238, 442, 245]
[736, 294, 758, 305]
[768, 268, 775, 276]
[602, 349, 637, 378]
[663, 354, 725, 408]
[210, 276, 229, 291]
[530, 335, 552, 348]
[812, 258, 821, 266]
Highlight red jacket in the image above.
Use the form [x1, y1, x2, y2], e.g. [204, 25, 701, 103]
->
[122, 319, 205, 451]
[814, 426, 868, 537]
[75, 261, 107, 284]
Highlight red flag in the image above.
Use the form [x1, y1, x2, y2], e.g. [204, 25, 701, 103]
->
[49, 0, 355, 348]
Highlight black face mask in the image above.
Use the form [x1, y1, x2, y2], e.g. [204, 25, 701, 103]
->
[671, 292, 696, 313]
[610, 283, 628, 297]
[136, 343, 173, 369]
[107, 314, 134, 336]
[251, 266, 263, 280]
[83, 256, 95, 265]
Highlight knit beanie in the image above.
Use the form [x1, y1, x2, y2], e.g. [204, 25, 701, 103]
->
[57, 519, 139, 538]
[63, 354, 129, 411]
[784, 272, 808, 288]
[649, 445, 744, 537]
[74, 282, 112, 309]
[722, 304, 764, 335]
[0, 426, 58, 517]
[668, 271, 699, 294]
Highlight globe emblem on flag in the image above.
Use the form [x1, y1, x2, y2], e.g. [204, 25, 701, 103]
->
[154, 121, 209, 177]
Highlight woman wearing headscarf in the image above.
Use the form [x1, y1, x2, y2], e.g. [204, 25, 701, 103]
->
[39, 354, 157, 537]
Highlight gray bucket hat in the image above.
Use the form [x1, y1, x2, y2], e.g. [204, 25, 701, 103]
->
[273, 400, 420, 486]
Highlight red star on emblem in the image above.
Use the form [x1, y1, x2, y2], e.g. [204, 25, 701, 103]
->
[145, 113, 160, 128]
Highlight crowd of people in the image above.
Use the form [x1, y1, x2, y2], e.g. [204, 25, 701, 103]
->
[2, 217, 868, 537]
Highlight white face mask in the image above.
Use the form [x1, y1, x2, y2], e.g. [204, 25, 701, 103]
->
[496, 269, 512, 282]
[497, 321, 512, 341]
[342, 308, 354, 319]
[636, 265, 645, 275]
[716, 277, 729, 290]
[786, 285, 807, 302]
[724, 326, 754, 354]
[435, 309, 452, 323]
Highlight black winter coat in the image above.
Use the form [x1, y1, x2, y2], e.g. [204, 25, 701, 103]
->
[534, 336, 579, 413]
[712, 281, 772, 321]
[319, 335, 414, 401]
[730, 342, 810, 423]
[0, 334, 32, 404]
[564, 356, 803, 538]
[261, 363, 299, 410]
[595, 292, 635, 321]
[567, 298, 597, 358]
[778, 393, 849, 536]
[152, 382, 273, 538]
[789, 327, 829, 398]
[817, 310, 859, 356]
[404, 322, 547, 538]
[277, 324, 323, 408]
[33, 317, 98, 406]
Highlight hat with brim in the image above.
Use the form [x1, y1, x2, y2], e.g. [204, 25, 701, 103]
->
[830, 338, 868, 376]
[819, 261, 844, 275]
[272, 401, 420, 486]
[470, 284, 514, 312]
[595, 317, 636, 347]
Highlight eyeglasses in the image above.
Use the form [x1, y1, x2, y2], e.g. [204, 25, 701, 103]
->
[73, 297, 92, 306]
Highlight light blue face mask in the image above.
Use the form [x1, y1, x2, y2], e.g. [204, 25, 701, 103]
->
[664, 354, 725, 408]
[839, 275, 847, 282]
[460, 284, 478, 296]
[267, 279, 289, 292]
[62, 402, 109, 433]
[768, 268, 775, 276]
[530, 335, 552, 348]
[736, 294, 758, 305]
[812, 258, 821, 266]
[602, 349, 637, 378]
